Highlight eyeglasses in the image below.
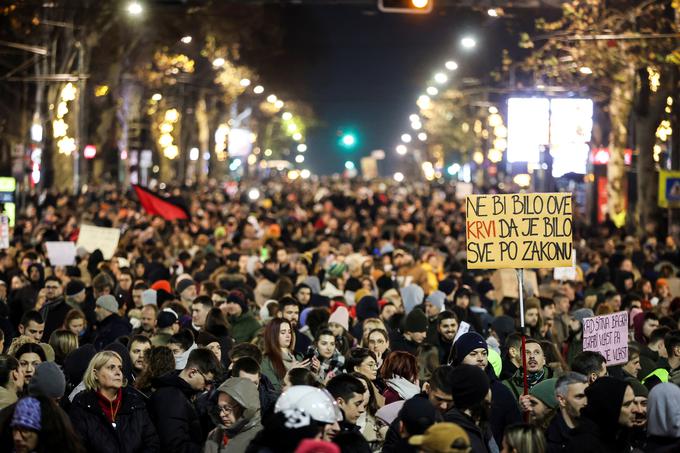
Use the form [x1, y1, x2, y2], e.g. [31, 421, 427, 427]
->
[195, 369, 214, 387]
[218, 404, 237, 415]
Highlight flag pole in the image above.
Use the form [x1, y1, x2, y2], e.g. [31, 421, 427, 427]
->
[518, 268, 529, 422]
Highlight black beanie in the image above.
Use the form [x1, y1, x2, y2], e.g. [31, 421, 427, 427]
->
[376, 275, 394, 292]
[450, 364, 490, 409]
[228, 290, 248, 313]
[438, 279, 456, 296]
[403, 309, 428, 333]
[451, 332, 488, 365]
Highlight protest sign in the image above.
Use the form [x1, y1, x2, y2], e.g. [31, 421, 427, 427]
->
[0, 215, 8, 249]
[582, 311, 629, 365]
[45, 241, 77, 266]
[453, 321, 471, 344]
[76, 225, 120, 259]
[465, 193, 573, 269]
[554, 252, 578, 282]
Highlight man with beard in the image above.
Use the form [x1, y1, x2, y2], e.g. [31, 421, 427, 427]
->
[626, 379, 649, 450]
[444, 364, 497, 453]
[503, 339, 551, 400]
[546, 372, 589, 453]
[278, 297, 311, 355]
[128, 334, 152, 379]
[426, 310, 458, 365]
[39, 276, 68, 340]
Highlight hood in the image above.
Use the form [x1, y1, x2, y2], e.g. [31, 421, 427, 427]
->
[400, 284, 424, 314]
[580, 377, 629, 437]
[215, 377, 261, 435]
[647, 383, 680, 437]
[356, 295, 379, 321]
[104, 341, 134, 384]
[632, 312, 647, 344]
[63, 344, 97, 386]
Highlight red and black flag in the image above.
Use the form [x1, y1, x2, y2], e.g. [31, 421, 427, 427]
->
[132, 184, 190, 221]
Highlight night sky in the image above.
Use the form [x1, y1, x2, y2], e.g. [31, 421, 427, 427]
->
[249, 3, 499, 174]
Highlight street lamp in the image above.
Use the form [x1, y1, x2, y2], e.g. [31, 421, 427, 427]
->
[461, 36, 476, 49]
[127, 2, 143, 16]
[434, 72, 448, 84]
[401, 133, 412, 143]
[396, 144, 407, 155]
[253, 85, 264, 94]
[579, 66, 593, 75]
[282, 112, 293, 120]
[240, 78, 251, 87]
[212, 57, 225, 68]
[426, 86, 438, 96]
[445, 60, 458, 71]
[180, 36, 192, 44]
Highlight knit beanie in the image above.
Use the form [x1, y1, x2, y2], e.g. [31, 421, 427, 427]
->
[65, 279, 86, 297]
[403, 309, 428, 334]
[28, 362, 66, 399]
[426, 291, 446, 313]
[571, 308, 594, 324]
[328, 306, 350, 331]
[11, 397, 41, 431]
[451, 332, 488, 366]
[96, 295, 118, 313]
[438, 279, 456, 296]
[529, 378, 558, 409]
[449, 364, 490, 409]
[142, 289, 157, 306]
[175, 278, 196, 296]
[227, 290, 248, 313]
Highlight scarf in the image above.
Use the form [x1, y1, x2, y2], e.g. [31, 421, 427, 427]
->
[386, 376, 420, 400]
[96, 388, 123, 424]
[514, 367, 546, 389]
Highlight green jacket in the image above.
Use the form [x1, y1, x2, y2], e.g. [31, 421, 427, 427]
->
[228, 312, 261, 344]
[503, 366, 551, 400]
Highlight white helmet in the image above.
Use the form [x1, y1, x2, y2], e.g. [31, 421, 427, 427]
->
[274, 385, 342, 426]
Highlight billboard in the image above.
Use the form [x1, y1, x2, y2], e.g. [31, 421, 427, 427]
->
[507, 97, 593, 177]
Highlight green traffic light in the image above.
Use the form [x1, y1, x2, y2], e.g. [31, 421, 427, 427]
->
[341, 134, 356, 148]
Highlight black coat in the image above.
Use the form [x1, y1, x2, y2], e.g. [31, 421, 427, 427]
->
[546, 411, 573, 453]
[147, 371, 203, 453]
[565, 418, 630, 453]
[94, 314, 132, 351]
[488, 370, 522, 445]
[68, 387, 159, 453]
[444, 408, 492, 453]
[40, 296, 71, 341]
[645, 436, 680, 453]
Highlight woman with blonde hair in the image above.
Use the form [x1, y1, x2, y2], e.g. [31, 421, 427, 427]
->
[501, 424, 546, 453]
[48, 329, 78, 366]
[68, 351, 159, 452]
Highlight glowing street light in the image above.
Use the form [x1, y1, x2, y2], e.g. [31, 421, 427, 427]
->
[248, 188, 260, 201]
[409, 114, 420, 122]
[282, 112, 293, 120]
[295, 154, 305, 163]
[297, 144, 307, 152]
[411, 121, 422, 130]
[180, 36, 192, 44]
[253, 85, 264, 94]
[212, 57, 225, 68]
[341, 134, 356, 147]
[345, 160, 355, 170]
[396, 144, 407, 155]
[393, 172, 404, 182]
[461, 36, 476, 49]
[487, 8, 498, 17]
[300, 169, 311, 179]
[579, 66, 593, 75]
[151, 93, 162, 101]
[275, 100, 284, 109]
[293, 132, 303, 141]
[401, 133, 412, 143]
[426, 86, 438, 96]
[267, 94, 277, 103]
[240, 78, 251, 87]
[445, 60, 458, 71]
[418, 132, 427, 141]
[434, 72, 448, 84]
[127, 2, 143, 16]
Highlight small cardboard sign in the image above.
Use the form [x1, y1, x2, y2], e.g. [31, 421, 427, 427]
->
[453, 321, 471, 343]
[45, 241, 77, 266]
[76, 225, 120, 260]
[582, 311, 629, 365]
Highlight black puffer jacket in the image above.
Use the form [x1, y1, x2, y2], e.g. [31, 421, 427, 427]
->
[147, 371, 203, 453]
[68, 387, 159, 453]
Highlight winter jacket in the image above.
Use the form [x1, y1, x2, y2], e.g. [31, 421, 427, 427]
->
[502, 366, 551, 400]
[227, 312, 261, 344]
[443, 407, 493, 453]
[260, 351, 298, 392]
[646, 382, 680, 452]
[546, 411, 574, 453]
[94, 314, 132, 351]
[147, 371, 203, 453]
[487, 368, 521, 445]
[389, 331, 419, 355]
[565, 377, 631, 453]
[426, 330, 454, 365]
[204, 377, 263, 453]
[68, 387, 159, 453]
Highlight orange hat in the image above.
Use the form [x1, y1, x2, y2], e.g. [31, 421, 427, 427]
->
[151, 280, 172, 294]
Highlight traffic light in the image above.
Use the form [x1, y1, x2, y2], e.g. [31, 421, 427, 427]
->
[378, 0, 432, 14]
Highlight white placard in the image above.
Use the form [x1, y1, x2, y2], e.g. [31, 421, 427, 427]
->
[453, 321, 471, 344]
[45, 241, 77, 266]
[76, 225, 120, 259]
[554, 252, 577, 281]
[0, 215, 9, 249]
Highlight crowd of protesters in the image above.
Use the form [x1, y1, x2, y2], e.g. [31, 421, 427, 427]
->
[0, 178, 679, 453]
